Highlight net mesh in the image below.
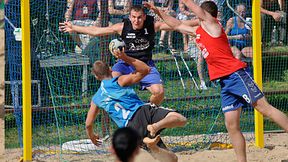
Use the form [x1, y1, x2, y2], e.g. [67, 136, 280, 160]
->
[4, 0, 288, 161]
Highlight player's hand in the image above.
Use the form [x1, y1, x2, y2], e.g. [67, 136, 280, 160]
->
[112, 48, 127, 59]
[59, 21, 73, 33]
[143, 2, 157, 11]
[90, 134, 102, 146]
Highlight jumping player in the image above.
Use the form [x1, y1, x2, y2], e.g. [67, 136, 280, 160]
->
[144, 1, 288, 162]
[60, 5, 176, 106]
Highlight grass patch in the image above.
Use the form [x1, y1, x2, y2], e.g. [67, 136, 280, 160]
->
[263, 46, 288, 53]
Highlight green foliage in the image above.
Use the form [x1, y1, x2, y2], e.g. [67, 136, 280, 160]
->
[282, 70, 288, 82]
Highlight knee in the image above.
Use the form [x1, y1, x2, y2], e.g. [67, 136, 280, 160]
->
[225, 120, 240, 133]
[169, 112, 187, 126]
[180, 116, 187, 126]
[178, 114, 187, 126]
[151, 87, 164, 98]
[254, 98, 273, 117]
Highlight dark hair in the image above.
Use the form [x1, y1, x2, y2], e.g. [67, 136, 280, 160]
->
[112, 127, 141, 162]
[200, 1, 218, 18]
[129, 5, 145, 13]
[91, 61, 110, 77]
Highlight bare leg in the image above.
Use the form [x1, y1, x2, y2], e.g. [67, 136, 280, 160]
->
[168, 31, 174, 50]
[71, 33, 83, 49]
[143, 135, 178, 162]
[224, 108, 247, 162]
[231, 46, 242, 59]
[159, 31, 166, 46]
[254, 97, 288, 132]
[241, 47, 253, 58]
[146, 84, 164, 106]
[147, 112, 187, 137]
[182, 34, 188, 52]
[197, 54, 207, 90]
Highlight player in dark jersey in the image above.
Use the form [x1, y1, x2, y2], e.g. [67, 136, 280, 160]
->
[59, 5, 174, 106]
[145, 1, 288, 162]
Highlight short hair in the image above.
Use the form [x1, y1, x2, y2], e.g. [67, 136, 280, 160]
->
[129, 5, 145, 14]
[200, 1, 218, 18]
[235, 3, 246, 10]
[91, 61, 110, 77]
[112, 127, 141, 162]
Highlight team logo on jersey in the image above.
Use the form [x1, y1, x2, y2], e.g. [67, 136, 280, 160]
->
[126, 33, 136, 38]
[247, 81, 258, 93]
[201, 48, 209, 58]
[144, 28, 148, 34]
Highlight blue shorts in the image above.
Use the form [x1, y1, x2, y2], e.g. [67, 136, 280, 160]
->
[112, 60, 163, 89]
[219, 68, 264, 113]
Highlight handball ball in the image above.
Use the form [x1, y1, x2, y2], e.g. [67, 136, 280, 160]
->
[109, 38, 126, 54]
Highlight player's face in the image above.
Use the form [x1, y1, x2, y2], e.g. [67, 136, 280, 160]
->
[129, 10, 146, 30]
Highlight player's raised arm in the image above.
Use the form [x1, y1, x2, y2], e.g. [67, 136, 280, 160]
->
[112, 49, 151, 87]
[59, 21, 123, 36]
[181, 0, 215, 23]
[144, 2, 197, 35]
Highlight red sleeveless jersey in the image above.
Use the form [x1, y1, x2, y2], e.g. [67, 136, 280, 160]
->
[195, 23, 247, 81]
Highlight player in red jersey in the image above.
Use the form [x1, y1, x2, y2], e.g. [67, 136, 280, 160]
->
[144, 1, 288, 162]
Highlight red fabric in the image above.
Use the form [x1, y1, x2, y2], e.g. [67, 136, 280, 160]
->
[195, 24, 247, 81]
[73, 0, 98, 20]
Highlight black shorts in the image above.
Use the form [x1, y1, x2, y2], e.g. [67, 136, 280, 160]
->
[126, 104, 174, 149]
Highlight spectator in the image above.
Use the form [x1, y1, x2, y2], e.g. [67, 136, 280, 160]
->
[261, 0, 286, 45]
[148, 0, 176, 51]
[64, 0, 101, 53]
[225, 3, 252, 60]
[176, 2, 190, 52]
[108, 0, 132, 24]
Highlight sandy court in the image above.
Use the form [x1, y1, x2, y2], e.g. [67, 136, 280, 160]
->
[1, 132, 288, 162]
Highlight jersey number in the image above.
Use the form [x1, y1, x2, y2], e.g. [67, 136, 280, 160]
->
[144, 28, 148, 34]
[242, 94, 251, 103]
[114, 103, 130, 119]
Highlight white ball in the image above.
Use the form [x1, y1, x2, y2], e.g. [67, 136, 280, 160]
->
[109, 38, 126, 54]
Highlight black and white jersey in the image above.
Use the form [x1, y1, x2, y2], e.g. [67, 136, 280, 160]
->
[121, 15, 155, 62]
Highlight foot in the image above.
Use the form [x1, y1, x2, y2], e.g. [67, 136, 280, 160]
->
[143, 135, 161, 149]
[147, 124, 157, 137]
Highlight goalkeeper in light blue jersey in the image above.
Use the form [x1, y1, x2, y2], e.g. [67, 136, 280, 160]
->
[86, 48, 186, 162]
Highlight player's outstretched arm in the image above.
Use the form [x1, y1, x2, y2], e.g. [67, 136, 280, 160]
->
[112, 49, 151, 87]
[181, 0, 215, 23]
[86, 102, 101, 146]
[144, 2, 197, 35]
[59, 21, 123, 36]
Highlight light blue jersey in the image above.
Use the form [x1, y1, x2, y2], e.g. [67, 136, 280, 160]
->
[92, 77, 145, 127]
